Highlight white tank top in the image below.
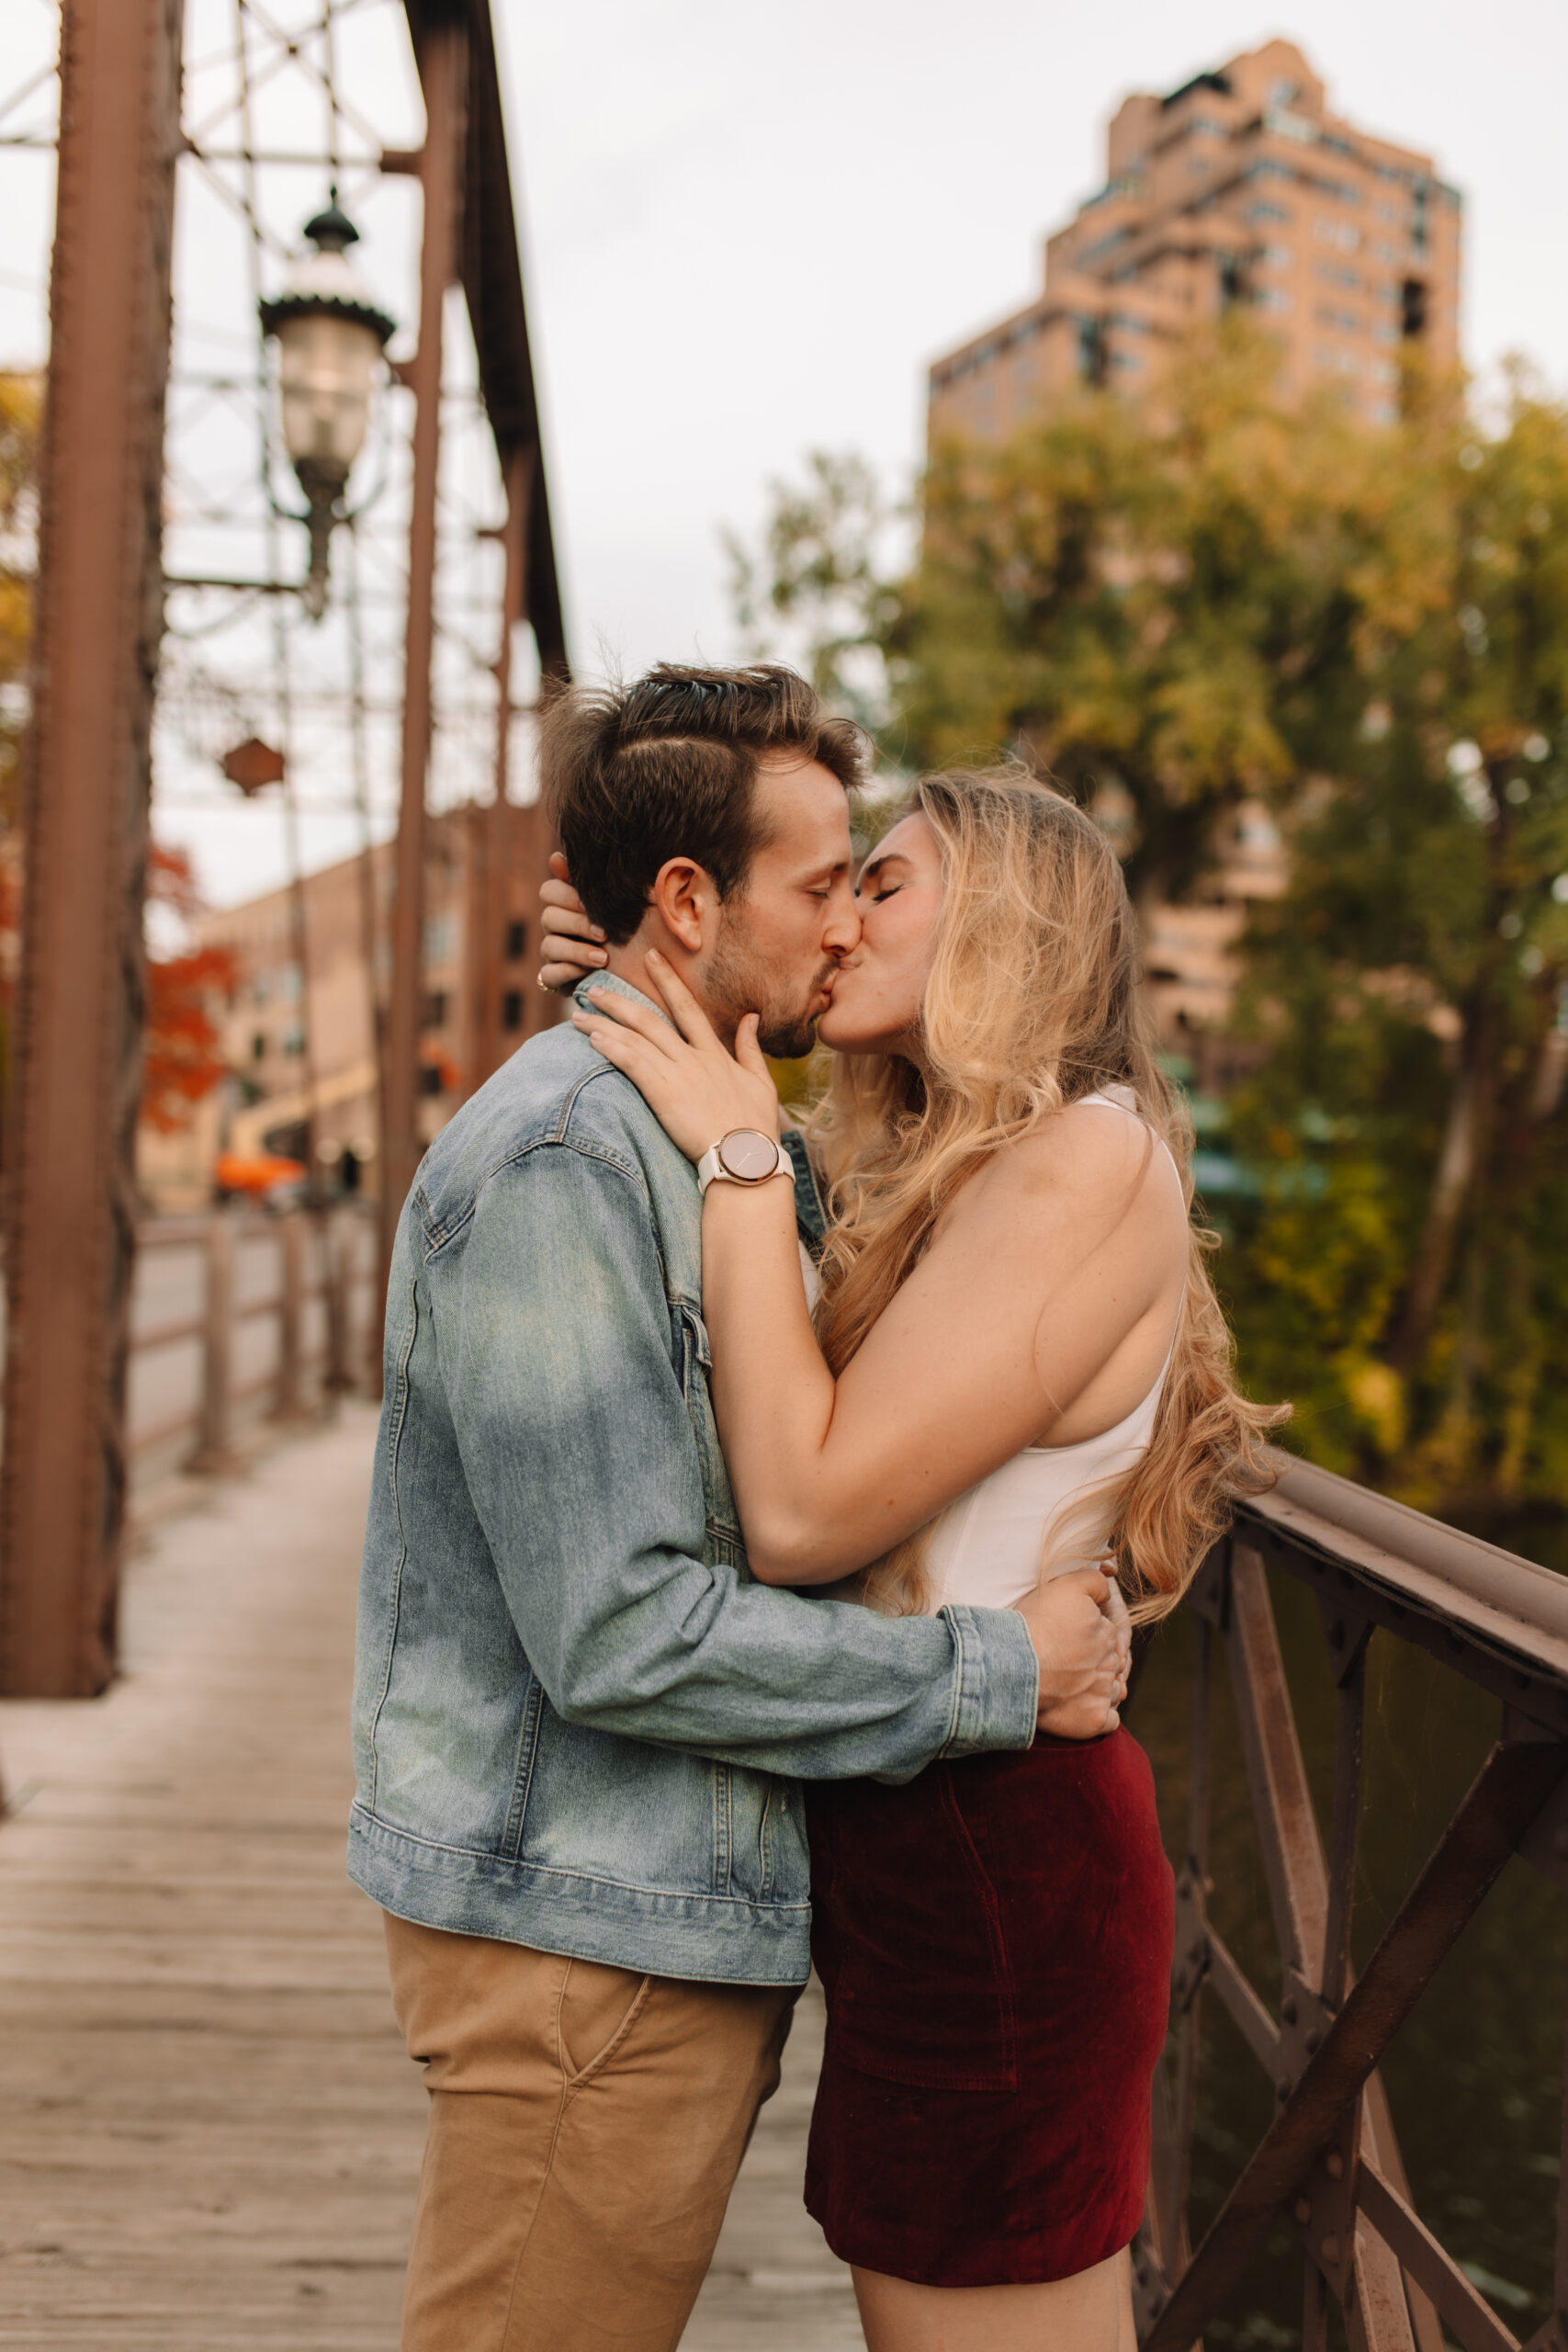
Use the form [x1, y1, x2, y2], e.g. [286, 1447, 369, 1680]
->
[919, 1091, 1180, 1615]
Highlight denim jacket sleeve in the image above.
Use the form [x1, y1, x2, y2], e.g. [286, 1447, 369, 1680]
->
[427, 1136, 1039, 1783]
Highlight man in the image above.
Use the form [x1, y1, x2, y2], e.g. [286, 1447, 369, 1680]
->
[350, 662, 1128, 2351]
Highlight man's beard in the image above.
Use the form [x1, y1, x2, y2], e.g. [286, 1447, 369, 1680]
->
[707, 911, 833, 1061]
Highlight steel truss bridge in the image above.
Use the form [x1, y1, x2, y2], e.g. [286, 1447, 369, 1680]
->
[3, 9, 1568, 2351]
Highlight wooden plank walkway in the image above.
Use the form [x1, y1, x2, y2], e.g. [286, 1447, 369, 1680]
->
[0, 1405, 859, 2349]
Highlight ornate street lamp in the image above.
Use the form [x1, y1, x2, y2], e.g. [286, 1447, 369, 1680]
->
[259, 196, 396, 620]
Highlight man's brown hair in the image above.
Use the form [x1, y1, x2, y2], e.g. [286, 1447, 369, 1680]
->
[540, 663, 866, 944]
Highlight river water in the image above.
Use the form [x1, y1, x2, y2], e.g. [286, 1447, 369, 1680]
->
[1129, 1513, 1568, 2348]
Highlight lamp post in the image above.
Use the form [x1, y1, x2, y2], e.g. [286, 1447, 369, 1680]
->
[259, 196, 395, 620]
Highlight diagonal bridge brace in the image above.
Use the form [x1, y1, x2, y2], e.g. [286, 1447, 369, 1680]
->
[1144, 1733, 1568, 2352]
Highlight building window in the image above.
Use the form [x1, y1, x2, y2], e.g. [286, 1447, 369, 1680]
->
[1077, 316, 1108, 387]
[251, 1033, 266, 1062]
[418, 1063, 444, 1098]
[504, 919, 527, 961]
[423, 990, 449, 1030]
[1401, 278, 1427, 338]
[423, 913, 457, 967]
[502, 990, 524, 1033]
[281, 1025, 305, 1057]
[1247, 200, 1290, 224]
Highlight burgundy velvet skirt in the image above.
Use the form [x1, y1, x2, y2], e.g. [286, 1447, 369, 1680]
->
[803, 1729, 1174, 2288]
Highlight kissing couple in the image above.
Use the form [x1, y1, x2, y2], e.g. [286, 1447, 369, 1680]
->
[349, 662, 1280, 2352]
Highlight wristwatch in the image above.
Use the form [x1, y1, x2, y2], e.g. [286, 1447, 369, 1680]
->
[696, 1127, 794, 1197]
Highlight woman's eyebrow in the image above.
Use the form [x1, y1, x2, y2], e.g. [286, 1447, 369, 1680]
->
[858, 850, 911, 887]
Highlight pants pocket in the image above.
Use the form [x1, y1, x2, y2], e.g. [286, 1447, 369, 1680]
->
[555, 1955, 652, 2088]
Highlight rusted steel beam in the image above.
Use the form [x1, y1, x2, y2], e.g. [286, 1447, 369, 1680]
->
[1361, 2075, 1445, 2352]
[1241, 1453, 1568, 1734]
[381, 15, 467, 1268]
[1356, 2165, 1518, 2352]
[1173, 1611, 1213, 2247]
[1344, 2192, 1418, 2352]
[463, 444, 532, 1100]
[1138, 1616, 1216, 2334]
[1205, 1929, 1280, 2075]
[1321, 1619, 1371, 2009]
[1171, 1552, 1437, 2352]
[0, 0, 183, 1693]
[1225, 1546, 1329, 1986]
[1143, 1736, 1568, 2352]
[1258, 1453, 1568, 1643]
[400, 0, 568, 683]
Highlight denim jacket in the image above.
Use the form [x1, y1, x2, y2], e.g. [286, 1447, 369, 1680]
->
[349, 976, 1039, 1984]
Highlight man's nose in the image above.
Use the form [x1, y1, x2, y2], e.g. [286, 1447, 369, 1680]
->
[822, 881, 862, 959]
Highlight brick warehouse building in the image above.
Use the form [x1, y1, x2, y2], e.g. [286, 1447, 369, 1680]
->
[928, 37, 1461, 447]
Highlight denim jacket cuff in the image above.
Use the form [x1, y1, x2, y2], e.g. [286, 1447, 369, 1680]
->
[936, 1604, 1040, 1757]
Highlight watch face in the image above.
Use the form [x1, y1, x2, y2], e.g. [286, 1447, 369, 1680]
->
[717, 1128, 779, 1182]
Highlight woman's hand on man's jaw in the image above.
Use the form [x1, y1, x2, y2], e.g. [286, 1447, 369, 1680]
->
[570, 951, 782, 1168]
[1016, 1566, 1132, 1740]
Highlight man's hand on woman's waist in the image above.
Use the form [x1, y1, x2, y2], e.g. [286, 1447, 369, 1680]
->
[1016, 1565, 1131, 1741]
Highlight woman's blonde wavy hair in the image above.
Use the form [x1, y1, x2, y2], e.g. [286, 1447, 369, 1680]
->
[805, 761, 1286, 1623]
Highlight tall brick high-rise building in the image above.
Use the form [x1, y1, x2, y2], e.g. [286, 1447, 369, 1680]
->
[928, 38, 1461, 447]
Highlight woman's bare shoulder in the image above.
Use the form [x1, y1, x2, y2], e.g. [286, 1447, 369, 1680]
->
[946, 1099, 1182, 1252]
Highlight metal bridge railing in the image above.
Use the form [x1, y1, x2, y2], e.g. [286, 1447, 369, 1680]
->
[1132, 1451, 1568, 2352]
[126, 1203, 379, 1477]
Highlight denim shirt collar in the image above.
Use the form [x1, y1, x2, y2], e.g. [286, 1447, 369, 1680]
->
[571, 969, 672, 1027]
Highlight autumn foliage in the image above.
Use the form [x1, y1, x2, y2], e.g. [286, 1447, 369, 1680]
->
[142, 844, 238, 1135]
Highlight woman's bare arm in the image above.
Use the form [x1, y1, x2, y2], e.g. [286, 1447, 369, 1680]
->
[699, 1113, 1181, 1580]
[574, 965, 1187, 1586]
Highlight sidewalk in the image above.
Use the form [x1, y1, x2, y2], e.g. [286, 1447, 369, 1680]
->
[0, 1408, 858, 2349]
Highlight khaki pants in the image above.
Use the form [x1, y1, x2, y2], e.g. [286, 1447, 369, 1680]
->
[384, 1913, 796, 2352]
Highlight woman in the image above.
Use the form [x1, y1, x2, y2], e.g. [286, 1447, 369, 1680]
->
[542, 764, 1280, 2351]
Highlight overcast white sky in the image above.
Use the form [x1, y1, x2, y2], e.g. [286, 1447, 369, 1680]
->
[5, 0, 1566, 905]
[497, 0, 1568, 678]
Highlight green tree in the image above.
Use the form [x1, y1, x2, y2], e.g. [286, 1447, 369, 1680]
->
[731, 332, 1568, 1522]
[738, 325, 1381, 909]
[1227, 368, 1568, 1511]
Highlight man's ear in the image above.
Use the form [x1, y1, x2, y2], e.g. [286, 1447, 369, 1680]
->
[649, 856, 716, 954]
